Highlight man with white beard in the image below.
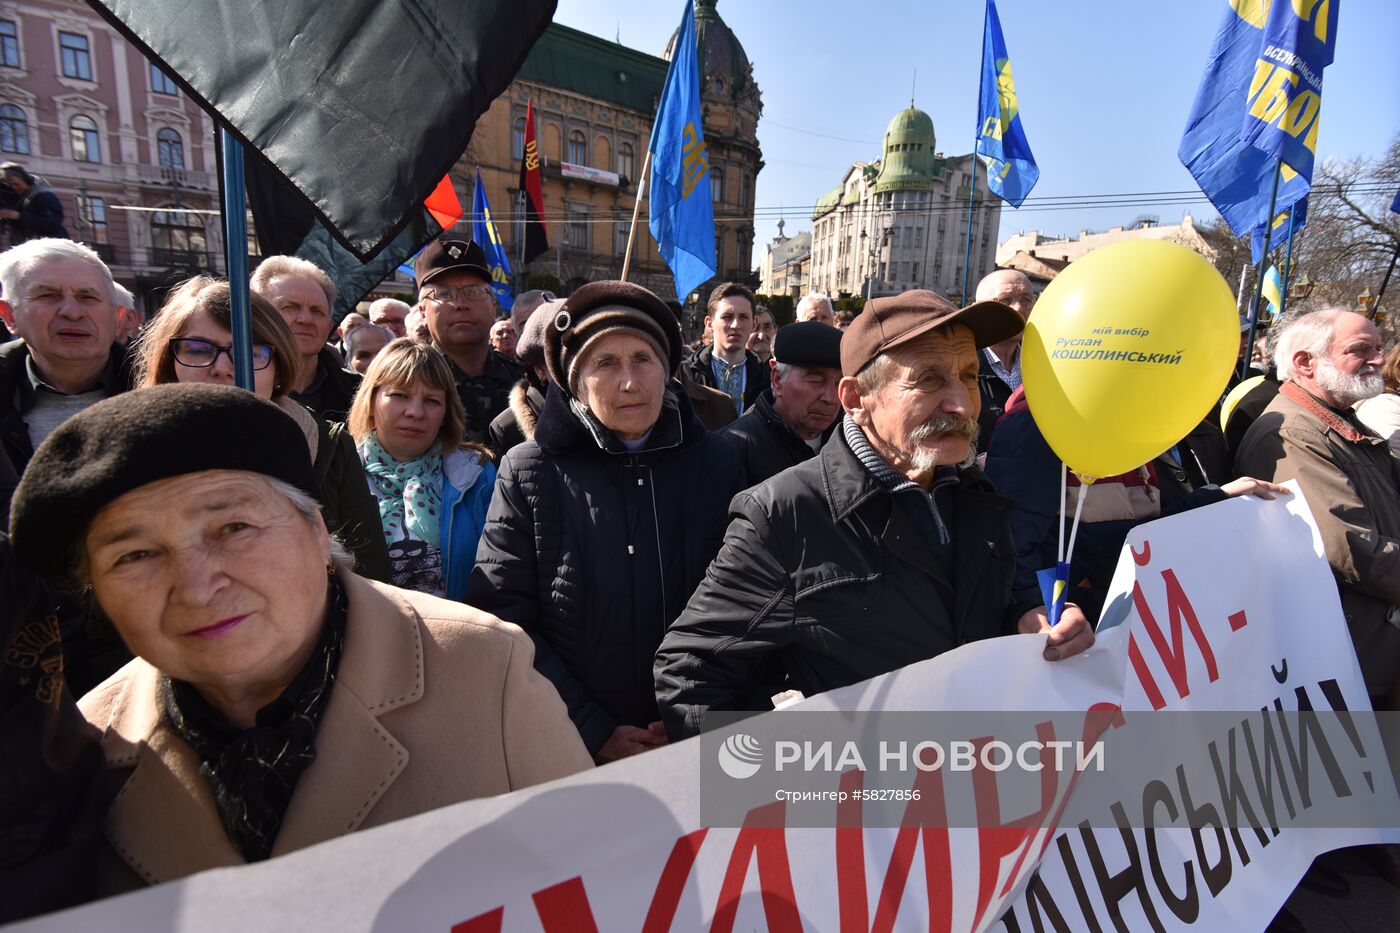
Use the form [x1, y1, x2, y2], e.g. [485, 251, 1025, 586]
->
[1236, 309, 1399, 714]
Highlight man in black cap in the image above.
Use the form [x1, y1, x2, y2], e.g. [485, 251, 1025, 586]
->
[655, 289, 1094, 736]
[413, 239, 523, 443]
[723, 321, 843, 488]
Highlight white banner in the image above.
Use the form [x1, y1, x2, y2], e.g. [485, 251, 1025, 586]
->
[560, 161, 620, 186]
[11, 482, 1397, 932]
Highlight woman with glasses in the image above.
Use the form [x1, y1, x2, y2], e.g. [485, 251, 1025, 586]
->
[347, 338, 496, 599]
[134, 276, 390, 582]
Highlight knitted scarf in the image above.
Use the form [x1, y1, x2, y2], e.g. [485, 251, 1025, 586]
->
[359, 433, 444, 548]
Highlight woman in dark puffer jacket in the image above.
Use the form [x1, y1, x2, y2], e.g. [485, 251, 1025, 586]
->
[468, 281, 743, 763]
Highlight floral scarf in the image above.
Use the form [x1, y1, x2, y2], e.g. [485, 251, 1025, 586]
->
[359, 433, 444, 548]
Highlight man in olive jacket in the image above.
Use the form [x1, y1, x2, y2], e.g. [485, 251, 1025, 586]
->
[655, 290, 1095, 738]
[1236, 309, 1399, 707]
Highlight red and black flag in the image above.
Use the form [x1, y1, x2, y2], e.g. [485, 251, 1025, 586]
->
[518, 99, 550, 264]
[87, 0, 556, 291]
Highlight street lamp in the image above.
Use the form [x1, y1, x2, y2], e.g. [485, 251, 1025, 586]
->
[1288, 271, 1313, 301]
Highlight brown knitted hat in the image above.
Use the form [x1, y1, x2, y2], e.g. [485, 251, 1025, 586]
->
[544, 281, 682, 395]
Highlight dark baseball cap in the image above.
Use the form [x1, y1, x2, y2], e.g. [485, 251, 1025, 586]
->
[840, 289, 1024, 377]
[414, 239, 491, 286]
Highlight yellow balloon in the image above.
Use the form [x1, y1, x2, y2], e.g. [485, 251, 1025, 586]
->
[1021, 240, 1238, 479]
[1220, 373, 1265, 433]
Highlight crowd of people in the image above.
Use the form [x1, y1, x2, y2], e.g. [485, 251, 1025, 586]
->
[1, 229, 1396, 921]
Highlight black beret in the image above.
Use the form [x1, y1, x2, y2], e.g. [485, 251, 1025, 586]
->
[773, 321, 844, 370]
[10, 383, 316, 582]
[414, 238, 491, 286]
[545, 280, 682, 393]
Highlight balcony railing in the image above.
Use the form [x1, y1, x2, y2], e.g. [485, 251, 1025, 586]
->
[151, 247, 208, 269]
[131, 164, 217, 191]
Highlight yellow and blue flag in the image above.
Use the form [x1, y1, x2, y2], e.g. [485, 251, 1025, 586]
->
[1261, 264, 1284, 316]
[1179, 1, 1333, 237]
[975, 0, 1038, 208]
[648, 0, 716, 300]
[471, 170, 513, 305]
[1239, 0, 1338, 185]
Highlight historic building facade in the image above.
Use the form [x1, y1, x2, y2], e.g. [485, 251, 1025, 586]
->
[807, 105, 1000, 303]
[0, 0, 225, 303]
[757, 218, 810, 297]
[462, 0, 762, 302]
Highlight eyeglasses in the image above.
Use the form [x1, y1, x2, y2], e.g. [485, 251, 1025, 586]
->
[421, 283, 495, 304]
[170, 338, 274, 371]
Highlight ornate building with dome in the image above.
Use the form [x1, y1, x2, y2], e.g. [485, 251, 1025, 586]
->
[807, 105, 1000, 303]
[454, 1, 762, 302]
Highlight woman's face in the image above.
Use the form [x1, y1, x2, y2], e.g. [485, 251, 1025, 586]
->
[576, 332, 666, 441]
[84, 470, 330, 705]
[373, 379, 447, 461]
[173, 312, 278, 399]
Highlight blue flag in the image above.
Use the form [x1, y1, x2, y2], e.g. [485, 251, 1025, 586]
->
[1179, 2, 1323, 236]
[1239, 0, 1338, 184]
[1250, 195, 1307, 265]
[471, 170, 513, 306]
[975, 0, 1039, 208]
[648, 0, 716, 300]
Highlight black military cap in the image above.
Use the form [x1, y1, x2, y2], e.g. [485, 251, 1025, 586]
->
[413, 238, 491, 286]
[773, 321, 843, 370]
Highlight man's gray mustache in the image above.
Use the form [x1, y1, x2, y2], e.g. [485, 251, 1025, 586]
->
[908, 414, 980, 445]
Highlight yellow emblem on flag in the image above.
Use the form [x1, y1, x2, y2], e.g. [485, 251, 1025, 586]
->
[995, 57, 1019, 131]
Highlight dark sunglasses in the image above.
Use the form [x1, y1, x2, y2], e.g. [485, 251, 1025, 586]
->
[170, 337, 274, 371]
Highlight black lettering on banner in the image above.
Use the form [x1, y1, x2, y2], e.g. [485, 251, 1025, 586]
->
[1142, 779, 1199, 923]
[1078, 806, 1167, 933]
[1245, 711, 1296, 827]
[1000, 871, 1077, 933]
[1207, 727, 1272, 866]
[1274, 685, 1351, 809]
[1176, 764, 1231, 896]
[1054, 831, 1105, 933]
[1316, 678, 1374, 793]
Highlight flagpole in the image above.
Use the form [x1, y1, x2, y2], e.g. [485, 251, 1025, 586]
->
[517, 188, 526, 295]
[218, 128, 254, 391]
[1241, 160, 1282, 380]
[1278, 207, 1297, 317]
[621, 149, 652, 283]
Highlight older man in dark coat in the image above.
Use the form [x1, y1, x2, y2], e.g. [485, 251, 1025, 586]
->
[722, 321, 842, 488]
[655, 290, 1094, 737]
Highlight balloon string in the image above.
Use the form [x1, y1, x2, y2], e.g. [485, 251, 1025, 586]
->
[1057, 460, 1067, 564]
[1066, 482, 1089, 567]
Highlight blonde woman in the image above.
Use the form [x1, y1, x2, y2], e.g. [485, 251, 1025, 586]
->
[134, 276, 390, 581]
[348, 339, 496, 599]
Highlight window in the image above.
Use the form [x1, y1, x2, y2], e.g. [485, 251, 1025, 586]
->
[0, 20, 19, 68]
[0, 104, 29, 153]
[617, 141, 635, 180]
[70, 115, 100, 162]
[151, 205, 206, 259]
[59, 31, 91, 81]
[615, 219, 631, 256]
[567, 129, 585, 165]
[150, 63, 178, 95]
[157, 127, 183, 168]
[564, 207, 588, 251]
[912, 262, 920, 281]
[511, 117, 525, 160]
[715, 232, 725, 270]
[77, 194, 108, 244]
[710, 167, 723, 203]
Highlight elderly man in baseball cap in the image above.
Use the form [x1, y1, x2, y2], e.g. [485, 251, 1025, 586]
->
[656, 289, 1095, 737]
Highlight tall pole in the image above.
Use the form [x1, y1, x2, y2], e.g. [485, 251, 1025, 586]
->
[1278, 206, 1297, 318]
[1374, 243, 1398, 315]
[1240, 160, 1282, 380]
[620, 149, 653, 282]
[218, 128, 254, 391]
[516, 188, 526, 296]
[961, 157, 978, 307]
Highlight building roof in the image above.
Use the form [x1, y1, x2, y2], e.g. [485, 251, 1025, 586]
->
[664, 0, 755, 102]
[517, 24, 668, 113]
[873, 106, 937, 193]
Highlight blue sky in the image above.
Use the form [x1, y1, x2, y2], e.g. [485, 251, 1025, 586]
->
[554, 0, 1399, 260]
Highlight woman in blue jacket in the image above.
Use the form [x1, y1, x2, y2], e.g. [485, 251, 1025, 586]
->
[348, 339, 495, 600]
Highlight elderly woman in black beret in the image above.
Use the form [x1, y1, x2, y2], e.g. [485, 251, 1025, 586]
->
[467, 281, 744, 763]
[8, 384, 589, 893]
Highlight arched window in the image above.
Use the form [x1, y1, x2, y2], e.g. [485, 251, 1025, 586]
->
[710, 167, 724, 203]
[70, 115, 100, 163]
[567, 129, 586, 165]
[511, 117, 525, 160]
[0, 104, 28, 153]
[156, 127, 183, 169]
[617, 141, 635, 181]
[150, 205, 206, 264]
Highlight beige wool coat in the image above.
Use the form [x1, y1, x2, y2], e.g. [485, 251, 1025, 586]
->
[78, 571, 592, 894]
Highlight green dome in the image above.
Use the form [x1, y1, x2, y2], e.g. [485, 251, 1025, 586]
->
[873, 106, 936, 193]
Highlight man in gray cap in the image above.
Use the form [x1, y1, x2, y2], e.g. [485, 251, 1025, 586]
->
[723, 321, 843, 488]
[656, 289, 1094, 736]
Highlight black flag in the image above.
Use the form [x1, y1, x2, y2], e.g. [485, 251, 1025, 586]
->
[87, 0, 558, 262]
